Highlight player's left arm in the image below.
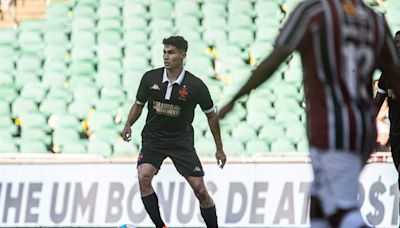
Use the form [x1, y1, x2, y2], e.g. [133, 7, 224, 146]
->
[205, 111, 226, 169]
[218, 1, 320, 119]
[197, 81, 226, 168]
[218, 47, 290, 118]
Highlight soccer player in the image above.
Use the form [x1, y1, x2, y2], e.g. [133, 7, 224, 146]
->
[218, 1, 400, 228]
[375, 31, 400, 190]
[121, 36, 226, 228]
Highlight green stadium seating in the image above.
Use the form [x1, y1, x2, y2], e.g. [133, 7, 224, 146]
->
[53, 128, 81, 147]
[270, 137, 296, 152]
[68, 100, 93, 119]
[246, 139, 270, 155]
[87, 139, 112, 156]
[0, 139, 18, 153]
[49, 113, 81, 131]
[195, 137, 216, 157]
[0, 0, 397, 157]
[231, 122, 257, 143]
[12, 97, 38, 118]
[0, 85, 18, 102]
[19, 140, 48, 153]
[0, 29, 17, 46]
[40, 97, 68, 116]
[60, 141, 87, 154]
[113, 140, 138, 157]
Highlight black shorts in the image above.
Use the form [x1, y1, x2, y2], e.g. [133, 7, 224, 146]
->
[137, 145, 204, 177]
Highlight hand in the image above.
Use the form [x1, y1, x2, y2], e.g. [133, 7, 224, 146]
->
[218, 101, 234, 119]
[120, 125, 132, 142]
[215, 149, 226, 169]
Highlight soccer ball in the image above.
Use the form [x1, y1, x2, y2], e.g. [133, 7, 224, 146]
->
[119, 224, 136, 228]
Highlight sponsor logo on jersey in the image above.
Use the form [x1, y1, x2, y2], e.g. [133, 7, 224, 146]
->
[153, 101, 181, 117]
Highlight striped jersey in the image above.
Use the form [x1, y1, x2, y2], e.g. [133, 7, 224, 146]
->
[276, 0, 399, 155]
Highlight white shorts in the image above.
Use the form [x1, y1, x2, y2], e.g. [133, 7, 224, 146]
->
[310, 148, 364, 217]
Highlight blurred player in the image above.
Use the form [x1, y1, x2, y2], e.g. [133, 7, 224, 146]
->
[375, 31, 400, 190]
[121, 36, 226, 228]
[219, 1, 400, 227]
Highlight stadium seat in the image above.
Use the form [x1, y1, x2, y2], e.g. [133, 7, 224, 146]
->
[21, 128, 51, 144]
[72, 5, 97, 19]
[195, 137, 216, 157]
[60, 141, 87, 154]
[0, 85, 18, 102]
[19, 140, 48, 153]
[44, 31, 69, 46]
[48, 113, 81, 131]
[223, 138, 245, 157]
[97, 5, 121, 19]
[246, 139, 270, 155]
[231, 122, 257, 143]
[149, 1, 173, 19]
[113, 140, 138, 157]
[0, 116, 17, 136]
[53, 128, 81, 148]
[20, 50, 43, 67]
[18, 30, 44, 53]
[88, 140, 112, 156]
[68, 100, 93, 119]
[87, 112, 115, 132]
[0, 29, 18, 46]
[20, 83, 47, 103]
[89, 128, 120, 143]
[71, 30, 96, 48]
[12, 97, 38, 118]
[0, 139, 18, 153]
[40, 97, 68, 116]
[259, 124, 285, 144]
[270, 137, 296, 153]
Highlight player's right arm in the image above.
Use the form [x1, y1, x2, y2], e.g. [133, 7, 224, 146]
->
[121, 73, 149, 142]
[121, 104, 144, 142]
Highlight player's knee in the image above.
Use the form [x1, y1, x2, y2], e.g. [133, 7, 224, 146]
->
[138, 172, 153, 186]
[194, 186, 209, 200]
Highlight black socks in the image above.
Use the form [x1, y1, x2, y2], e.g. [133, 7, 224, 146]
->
[200, 205, 218, 228]
[142, 192, 165, 228]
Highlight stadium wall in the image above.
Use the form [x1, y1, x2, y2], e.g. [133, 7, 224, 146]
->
[0, 162, 397, 227]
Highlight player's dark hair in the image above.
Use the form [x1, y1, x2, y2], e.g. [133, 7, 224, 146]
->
[395, 31, 400, 38]
[162, 36, 188, 52]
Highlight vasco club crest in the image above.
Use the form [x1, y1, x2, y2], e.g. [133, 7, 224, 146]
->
[178, 85, 189, 100]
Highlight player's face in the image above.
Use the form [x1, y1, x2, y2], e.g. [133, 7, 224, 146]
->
[163, 45, 186, 70]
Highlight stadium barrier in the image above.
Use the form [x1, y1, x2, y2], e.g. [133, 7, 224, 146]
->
[0, 156, 398, 227]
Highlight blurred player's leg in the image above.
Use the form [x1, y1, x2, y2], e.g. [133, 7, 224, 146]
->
[310, 149, 367, 228]
[310, 196, 331, 228]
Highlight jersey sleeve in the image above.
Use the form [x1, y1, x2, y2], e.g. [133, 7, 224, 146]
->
[275, 0, 322, 53]
[197, 80, 214, 113]
[136, 72, 149, 105]
[377, 76, 388, 95]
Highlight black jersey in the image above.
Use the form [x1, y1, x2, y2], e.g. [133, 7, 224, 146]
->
[378, 76, 400, 136]
[136, 67, 214, 148]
